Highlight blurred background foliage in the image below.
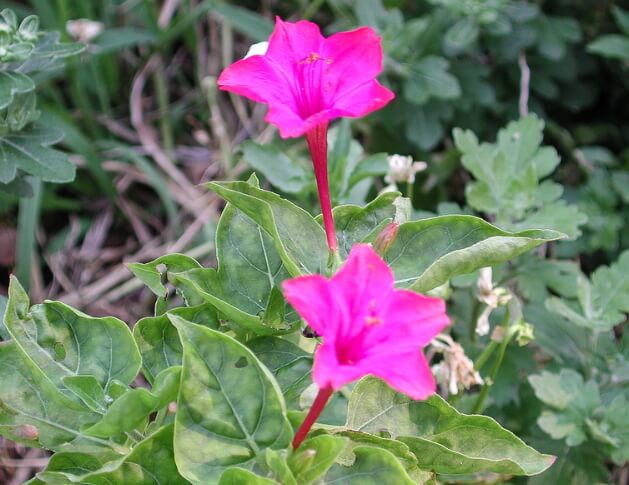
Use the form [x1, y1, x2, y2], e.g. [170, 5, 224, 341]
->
[0, 0, 627, 483]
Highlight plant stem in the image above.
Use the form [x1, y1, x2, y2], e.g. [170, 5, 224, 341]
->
[472, 310, 511, 414]
[306, 122, 338, 253]
[16, 177, 42, 292]
[292, 386, 334, 449]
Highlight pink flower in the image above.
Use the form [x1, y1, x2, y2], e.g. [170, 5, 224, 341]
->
[284, 243, 449, 399]
[284, 244, 449, 447]
[218, 18, 395, 253]
[217, 17, 394, 139]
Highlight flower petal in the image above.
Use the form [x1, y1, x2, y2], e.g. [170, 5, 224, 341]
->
[368, 350, 436, 400]
[375, 290, 450, 348]
[266, 17, 325, 66]
[322, 27, 389, 102]
[312, 342, 367, 391]
[332, 80, 395, 119]
[282, 275, 345, 336]
[331, 244, 394, 319]
[217, 55, 294, 107]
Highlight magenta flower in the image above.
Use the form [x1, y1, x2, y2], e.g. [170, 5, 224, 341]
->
[218, 18, 394, 252]
[283, 244, 450, 448]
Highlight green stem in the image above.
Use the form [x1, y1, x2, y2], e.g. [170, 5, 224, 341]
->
[16, 177, 43, 292]
[469, 299, 483, 342]
[472, 310, 511, 414]
[474, 340, 498, 371]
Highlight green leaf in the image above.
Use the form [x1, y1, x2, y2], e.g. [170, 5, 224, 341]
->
[0, 71, 35, 110]
[219, 468, 277, 485]
[289, 435, 347, 484]
[83, 387, 160, 439]
[529, 369, 600, 446]
[346, 377, 555, 476]
[171, 315, 292, 484]
[0, 340, 110, 451]
[62, 376, 107, 414]
[454, 115, 586, 237]
[265, 449, 297, 485]
[384, 216, 563, 292]
[346, 153, 389, 189]
[326, 191, 399, 257]
[323, 446, 415, 484]
[128, 254, 202, 298]
[241, 141, 310, 194]
[587, 34, 629, 61]
[207, 179, 327, 276]
[133, 304, 218, 384]
[248, 337, 313, 408]
[405, 56, 461, 104]
[172, 200, 298, 335]
[0, 125, 75, 184]
[38, 425, 187, 484]
[444, 17, 479, 52]
[546, 251, 629, 330]
[612, 6, 629, 36]
[4, 276, 141, 395]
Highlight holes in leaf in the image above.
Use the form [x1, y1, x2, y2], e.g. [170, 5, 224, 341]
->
[234, 357, 248, 368]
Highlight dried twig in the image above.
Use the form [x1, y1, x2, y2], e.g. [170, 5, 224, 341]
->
[518, 50, 530, 118]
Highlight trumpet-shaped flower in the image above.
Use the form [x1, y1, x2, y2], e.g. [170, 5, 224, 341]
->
[283, 244, 449, 400]
[217, 17, 394, 138]
[218, 18, 394, 252]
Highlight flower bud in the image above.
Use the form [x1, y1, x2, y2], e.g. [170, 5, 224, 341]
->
[17, 424, 39, 440]
[373, 222, 399, 257]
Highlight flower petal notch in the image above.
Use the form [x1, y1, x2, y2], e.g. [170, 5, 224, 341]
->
[283, 244, 450, 400]
[217, 17, 395, 138]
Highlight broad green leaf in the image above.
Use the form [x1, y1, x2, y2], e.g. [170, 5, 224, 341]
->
[171, 315, 292, 484]
[207, 180, 327, 276]
[172, 200, 297, 335]
[384, 216, 563, 292]
[241, 141, 310, 194]
[84, 388, 157, 439]
[289, 435, 347, 484]
[133, 304, 218, 384]
[529, 369, 600, 446]
[328, 191, 399, 257]
[323, 446, 415, 484]
[587, 35, 629, 61]
[128, 254, 202, 298]
[0, 71, 35, 110]
[346, 377, 555, 476]
[219, 468, 276, 485]
[248, 337, 313, 408]
[0, 340, 112, 452]
[38, 425, 187, 484]
[62, 376, 107, 414]
[0, 125, 75, 184]
[4, 276, 141, 395]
